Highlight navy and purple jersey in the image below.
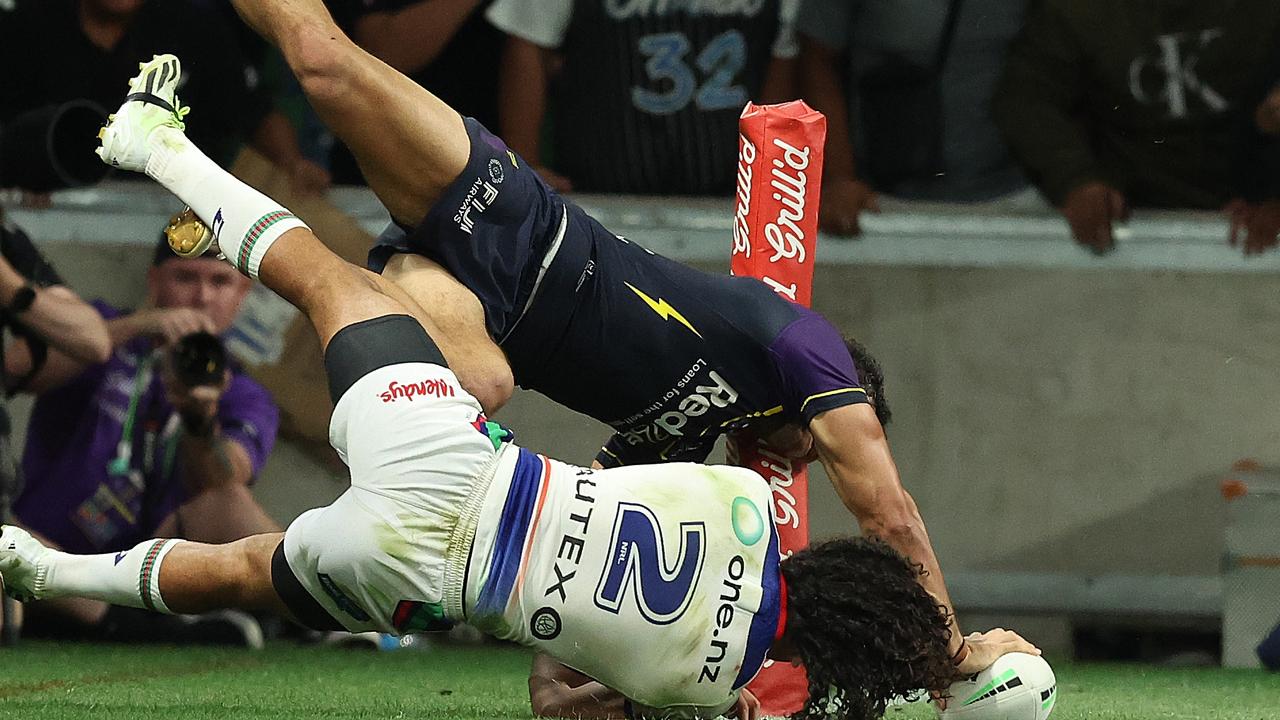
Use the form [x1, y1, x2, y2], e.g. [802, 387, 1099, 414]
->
[509, 232, 868, 468]
[370, 118, 867, 468]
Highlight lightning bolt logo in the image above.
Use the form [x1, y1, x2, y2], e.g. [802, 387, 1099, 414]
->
[625, 283, 701, 338]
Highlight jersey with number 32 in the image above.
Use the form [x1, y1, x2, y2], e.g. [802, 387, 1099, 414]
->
[466, 449, 783, 717]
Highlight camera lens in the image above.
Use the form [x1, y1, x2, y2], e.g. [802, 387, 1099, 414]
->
[171, 332, 228, 387]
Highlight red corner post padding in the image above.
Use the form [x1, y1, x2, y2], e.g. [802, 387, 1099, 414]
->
[731, 100, 826, 717]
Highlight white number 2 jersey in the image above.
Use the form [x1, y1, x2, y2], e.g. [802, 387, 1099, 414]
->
[467, 448, 784, 718]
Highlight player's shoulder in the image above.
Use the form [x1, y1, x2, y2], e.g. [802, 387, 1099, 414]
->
[772, 305, 843, 348]
[691, 273, 805, 339]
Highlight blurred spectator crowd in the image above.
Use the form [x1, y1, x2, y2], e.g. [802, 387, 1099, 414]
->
[2, 0, 1280, 252]
[0, 0, 1276, 252]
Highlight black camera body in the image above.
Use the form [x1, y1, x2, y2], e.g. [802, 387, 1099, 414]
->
[171, 332, 228, 388]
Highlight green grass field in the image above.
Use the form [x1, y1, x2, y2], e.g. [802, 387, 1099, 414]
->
[2, 641, 1278, 720]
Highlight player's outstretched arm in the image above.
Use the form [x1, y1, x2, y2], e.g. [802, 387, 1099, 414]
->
[809, 403, 967, 658]
[529, 654, 627, 719]
[0, 526, 289, 619]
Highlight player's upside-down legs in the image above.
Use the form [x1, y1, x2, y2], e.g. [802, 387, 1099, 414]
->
[223, 0, 515, 415]
[0, 48, 455, 624]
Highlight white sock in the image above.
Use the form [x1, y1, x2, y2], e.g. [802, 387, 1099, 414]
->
[42, 538, 183, 614]
[144, 127, 308, 279]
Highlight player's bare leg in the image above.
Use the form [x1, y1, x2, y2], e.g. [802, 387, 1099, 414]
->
[223, 1, 514, 411]
[155, 533, 286, 614]
[0, 525, 290, 618]
[12, 53, 476, 625]
[380, 254, 514, 411]
[228, 0, 465, 227]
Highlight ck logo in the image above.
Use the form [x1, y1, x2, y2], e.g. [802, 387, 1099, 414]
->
[1128, 29, 1229, 119]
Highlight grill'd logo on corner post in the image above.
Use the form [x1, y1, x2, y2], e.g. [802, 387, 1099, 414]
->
[732, 103, 825, 307]
[732, 134, 757, 259]
[755, 444, 800, 532]
[379, 378, 456, 403]
[764, 138, 811, 265]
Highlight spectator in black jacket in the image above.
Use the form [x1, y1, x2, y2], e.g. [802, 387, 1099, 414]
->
[993, 0, 1280, 255]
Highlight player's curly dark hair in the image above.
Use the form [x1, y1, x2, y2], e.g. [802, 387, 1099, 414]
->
[781, 537, 955, 720]
[844, 337, 891, 427]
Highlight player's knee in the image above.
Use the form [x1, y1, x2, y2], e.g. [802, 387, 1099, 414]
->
[289, 25, 357, 104]
[188, 483, 256, 515]
[461, 362, 514, 415]
[223, 535, 279, 610]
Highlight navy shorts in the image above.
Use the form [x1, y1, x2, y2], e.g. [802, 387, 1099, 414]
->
[368, 118, 573, 344]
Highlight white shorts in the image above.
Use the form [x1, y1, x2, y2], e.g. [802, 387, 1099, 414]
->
[280, 362, 504, 634]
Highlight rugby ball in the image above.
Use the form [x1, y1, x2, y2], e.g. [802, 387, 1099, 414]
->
[938, 652, 1057, 720]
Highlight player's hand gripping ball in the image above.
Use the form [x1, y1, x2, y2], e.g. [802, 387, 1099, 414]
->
[938, 652, 1057, 720]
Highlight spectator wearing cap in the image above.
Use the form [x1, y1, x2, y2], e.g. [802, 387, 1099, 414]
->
[992, 0, 1280, 255]
[10, 228, 279, 644]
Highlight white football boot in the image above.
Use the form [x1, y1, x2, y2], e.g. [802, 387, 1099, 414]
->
[97, 55, 217, 259]
[97, 53, 189, 173]
[0, 525, 53, 603]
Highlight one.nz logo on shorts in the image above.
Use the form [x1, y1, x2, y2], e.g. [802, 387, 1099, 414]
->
[530, 606, 561, 640]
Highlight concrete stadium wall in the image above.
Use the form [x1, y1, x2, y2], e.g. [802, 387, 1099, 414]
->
[7, 188, 1279, 590]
